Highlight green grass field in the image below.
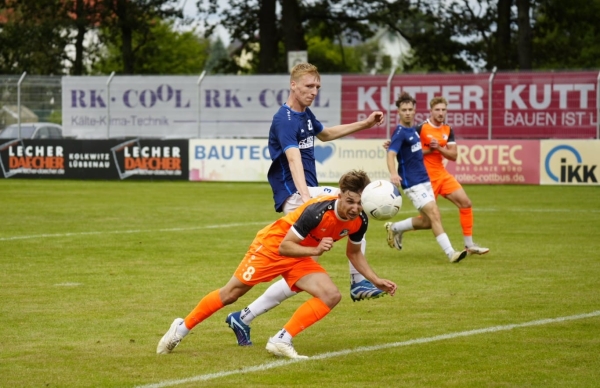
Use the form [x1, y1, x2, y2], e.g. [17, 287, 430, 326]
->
[1, 180, 599, 388]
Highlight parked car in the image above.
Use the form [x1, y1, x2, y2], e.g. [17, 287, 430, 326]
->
[0, 122, 63, 139]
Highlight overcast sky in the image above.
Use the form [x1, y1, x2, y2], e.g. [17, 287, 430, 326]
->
[180, 0, 231, 44]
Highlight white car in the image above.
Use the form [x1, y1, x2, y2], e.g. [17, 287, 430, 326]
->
[0, 122, 63, 139]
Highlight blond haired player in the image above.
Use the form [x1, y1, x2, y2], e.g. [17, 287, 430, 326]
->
[157, 170, 397, 359]
[224, 63, 386, 347]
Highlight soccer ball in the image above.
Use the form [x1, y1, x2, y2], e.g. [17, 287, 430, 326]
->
[360, 180, 402, 221]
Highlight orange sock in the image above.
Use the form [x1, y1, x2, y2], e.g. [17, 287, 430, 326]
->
[459, 208, 473, 237]
[184, 289, 224, 330]
[283, 297, 331, 337]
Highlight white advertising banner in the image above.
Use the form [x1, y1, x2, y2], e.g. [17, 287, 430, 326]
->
[189, 138, 390, 183]
[540, 140, 600, 185]
[62, 75, 341, 139]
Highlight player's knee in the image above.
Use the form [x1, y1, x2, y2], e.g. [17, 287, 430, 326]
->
[321, 287, 342, 308]
[459, 199, 472, 209]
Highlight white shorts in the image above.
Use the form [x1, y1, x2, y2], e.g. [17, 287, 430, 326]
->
[403, 182, 436, 211]
[282, 186, 340, 215]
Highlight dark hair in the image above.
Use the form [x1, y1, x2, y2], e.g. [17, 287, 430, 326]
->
[395, 92, 416, 108]
[338, 170, 371, 194]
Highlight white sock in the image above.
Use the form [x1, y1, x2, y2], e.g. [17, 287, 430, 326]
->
[464, 236, 474, 247]
[239, 307, 255, 324]
[392, 218, 414, 232]
[349, 238, 367, 283]
[435, 233, 455, 257]
[272, 328, 292, 343]
[245, 279, 297, 324]
[176, 321, 190, 337]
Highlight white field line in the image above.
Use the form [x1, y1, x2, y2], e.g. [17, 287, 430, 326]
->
[0, 222, 270, 242]
[136, 310, 600, 388]
[1, 207, 597, 242]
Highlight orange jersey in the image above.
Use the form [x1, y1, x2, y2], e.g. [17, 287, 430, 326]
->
[255, 195, 368, 256]
[416, 120, 457, 181]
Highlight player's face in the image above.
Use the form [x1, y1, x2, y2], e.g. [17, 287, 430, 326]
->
[398, 102, 415, 126]
[290, 73, 321, 109]
[338, 190, 363, 220]
[430, 103, 447, 125]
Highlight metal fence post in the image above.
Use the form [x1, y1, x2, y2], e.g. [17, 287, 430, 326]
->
[488, 66, 497, 140]
[17, 71, 27, 138]
[197, 70, 206, 138]
[386, 66, 397, 139]
[106, 72, 115, 138]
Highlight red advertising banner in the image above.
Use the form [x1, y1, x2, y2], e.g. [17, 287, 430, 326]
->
[443, 140, 540, 184]
[342, 72, 598, 140]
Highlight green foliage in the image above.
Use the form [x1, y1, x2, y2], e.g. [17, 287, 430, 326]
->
[0, 0, 69, 75]
[1, 180, 599, 387]
[91, 19, 210, 75]
[306, 36, 363, 73]
[533, 0, 600, 69]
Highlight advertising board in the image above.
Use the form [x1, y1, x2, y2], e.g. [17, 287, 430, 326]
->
[342, 72, 598, 139]
[62, 75, 341, 139]
[540, 140, 599, 185]
[0, 138, 188, 180]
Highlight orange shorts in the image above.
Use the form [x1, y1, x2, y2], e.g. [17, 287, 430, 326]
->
[234, 239, 327, 292]
[431, 173, 462, 198]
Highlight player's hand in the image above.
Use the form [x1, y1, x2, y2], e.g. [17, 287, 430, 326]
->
[382, 140, 390, 150]
[429, 138, 439, 150]
[374, 279, 397, 296]
[390, 174, 401, 188]
[315, 237, 334, 255]
[367, 111, 385, 127]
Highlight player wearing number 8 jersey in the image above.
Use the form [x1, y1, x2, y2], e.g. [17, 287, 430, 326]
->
[157, 170, 397, 359]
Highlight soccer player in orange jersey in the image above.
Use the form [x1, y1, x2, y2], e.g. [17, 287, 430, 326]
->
[413, 96, 489, 255]
[156, 170, 397, 359]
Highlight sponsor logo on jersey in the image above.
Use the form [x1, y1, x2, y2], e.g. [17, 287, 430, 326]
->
[298, 136, 314, 149]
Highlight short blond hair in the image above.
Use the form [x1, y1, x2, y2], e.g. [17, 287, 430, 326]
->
[429, 96, 448, 109]
[290, 63, 320, 82]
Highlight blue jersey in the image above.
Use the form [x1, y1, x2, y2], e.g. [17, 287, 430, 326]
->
[267, 104, 324, 212]
[388, 124, 430, 189]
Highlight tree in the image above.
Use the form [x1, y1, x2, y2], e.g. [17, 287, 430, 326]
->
[205, 38, 233, 74]
[98, 0, 182, 74]
[92, 19, 210, 75]
[516, 0, 532, 69]
[533, 0, 600, 69]
[62, 0, 105, 75]
[0, 0, 69, 75]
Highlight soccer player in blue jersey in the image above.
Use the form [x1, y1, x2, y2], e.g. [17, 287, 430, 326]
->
[384, 92, 467, 263]
[225, 63, 386, 346]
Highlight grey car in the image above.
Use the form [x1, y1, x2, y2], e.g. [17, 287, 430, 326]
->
[0, 122, 63, 139]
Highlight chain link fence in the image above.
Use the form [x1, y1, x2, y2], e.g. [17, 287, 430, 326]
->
[0, 75, 62, 130]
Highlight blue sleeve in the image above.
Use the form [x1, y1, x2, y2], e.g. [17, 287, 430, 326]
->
[388, 126, 403, 153]
[272, 114, 299, 155]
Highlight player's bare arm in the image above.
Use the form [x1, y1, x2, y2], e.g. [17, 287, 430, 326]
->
[345, 242, 397, 296]
[386, 150, 402, 187]
[430, 139, 458, 161]
[284, 147, 311, 202]
[279, 231, 333, 257]
[317, 111, 385, 142]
